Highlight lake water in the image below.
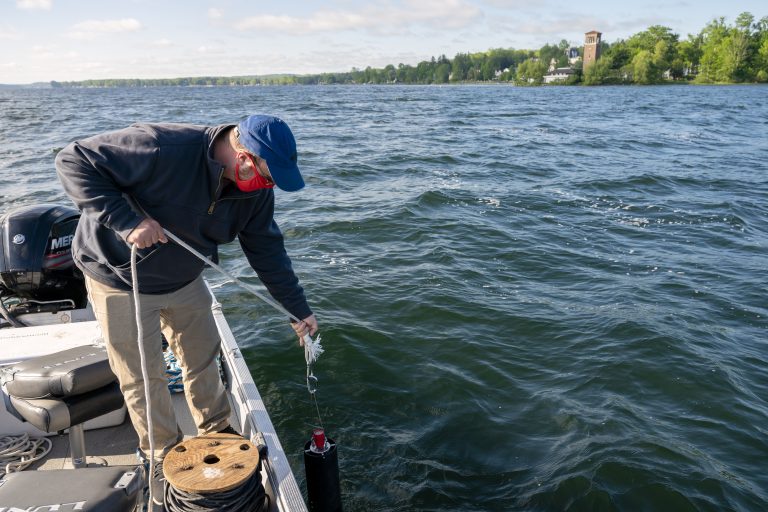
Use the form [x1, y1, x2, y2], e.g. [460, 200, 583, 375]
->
[1, 84, 767, 511]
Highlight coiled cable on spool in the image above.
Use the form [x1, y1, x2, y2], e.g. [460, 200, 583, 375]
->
[163, 468, 269, 512]
[130, 229, 323, 510]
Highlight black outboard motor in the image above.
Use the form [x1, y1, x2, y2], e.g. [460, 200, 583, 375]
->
[0, 204, 86, 321]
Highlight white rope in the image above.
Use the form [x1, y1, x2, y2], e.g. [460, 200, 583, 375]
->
[0, 433, 52, 477]
[304, 335, 324, 366]
[161, 229, 323, 360]
[129, 230, 323, 507]
[130, 244, 157, 506]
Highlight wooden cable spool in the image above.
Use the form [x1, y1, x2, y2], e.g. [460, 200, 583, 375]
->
[162, 433, 259, 494]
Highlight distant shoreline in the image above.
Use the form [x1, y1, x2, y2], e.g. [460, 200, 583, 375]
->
[2, 81, 766, 89]
[5, 11, 767, 89]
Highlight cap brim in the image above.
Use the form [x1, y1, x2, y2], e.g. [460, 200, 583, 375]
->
[269, 161, 304, 192]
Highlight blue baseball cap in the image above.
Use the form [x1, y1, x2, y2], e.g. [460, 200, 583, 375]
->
[237, 115, 304, 192]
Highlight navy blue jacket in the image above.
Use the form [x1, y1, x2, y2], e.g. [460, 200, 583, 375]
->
[55, 122, 311, 320]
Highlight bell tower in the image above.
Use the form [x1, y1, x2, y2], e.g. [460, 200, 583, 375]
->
[583, 30, 602, 69]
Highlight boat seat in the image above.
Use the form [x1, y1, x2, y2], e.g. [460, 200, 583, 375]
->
[0, 464, 143, 512]
[8, 381, 124, 432]
[1, 345, 124, 468]
[2, 344, 115, 399]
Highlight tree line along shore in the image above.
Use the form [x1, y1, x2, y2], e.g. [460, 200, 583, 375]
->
[51, 12, 767, 88]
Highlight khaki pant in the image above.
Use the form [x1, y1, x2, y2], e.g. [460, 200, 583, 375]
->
[85, 275, 231, 459]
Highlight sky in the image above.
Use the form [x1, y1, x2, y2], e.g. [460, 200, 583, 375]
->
[1, 0, 765, 84]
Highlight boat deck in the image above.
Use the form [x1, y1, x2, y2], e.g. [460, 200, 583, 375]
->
[28, 413, 137, 470]
[0, 294, 307, 512]
[28, 392, 210, 471]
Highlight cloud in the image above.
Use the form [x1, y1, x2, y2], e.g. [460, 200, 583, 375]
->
[516, 14, 679, 41]
[480, 0, 545, 6]
[197, 45, 226, 55]
[0, 25, 20, 40]
[31, 44, 57, 59]
[235, 0, 481, 34]
[512, 16, 610, 36]
[208, 8, 223, 19]
[612, 16, 676, 33]
[67, 18, 142, 40]
[235, 13, 367, 33]
[16, 0, 52, 10]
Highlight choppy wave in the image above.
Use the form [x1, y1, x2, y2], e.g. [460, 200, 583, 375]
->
[1, 84, 767, 511]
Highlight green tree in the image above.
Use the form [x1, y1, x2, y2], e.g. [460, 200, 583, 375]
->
[435, 63, 451, 83]
[756, 17, 768, 81]
[568, 59, 583, 84]
[539, 43, 566, 69]
[721, 12, 755, 81]
[480, 58, 495, 80]
[632, 50, 660, 83]
[515, 58, 546, 85]
[677, 34, 703, 77]
[450, 53, 471, 81]
[383, 64, 396, 83]
[605, 40, 632, 69]
[626, 25, 679, 53]
[653, 39, 671, 70]
[583, 56, 614, 85]
[697, 17, 729, 82]
[483, 48, 519, 79]
[623, 25, 679, 80]
[694, 14, 762, 83]
[416, 59, 435, 83]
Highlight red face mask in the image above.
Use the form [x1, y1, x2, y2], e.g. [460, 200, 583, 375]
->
[234, 152, 274, 192]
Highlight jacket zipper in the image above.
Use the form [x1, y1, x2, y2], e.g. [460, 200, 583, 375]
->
[208, 167, 264, 214]
[208, 168, 225, 214]
[208, 176, 263, 214]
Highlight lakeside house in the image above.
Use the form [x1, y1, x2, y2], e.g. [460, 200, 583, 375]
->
[543, 47, 581, 84]
[543, 60, 576, 84]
